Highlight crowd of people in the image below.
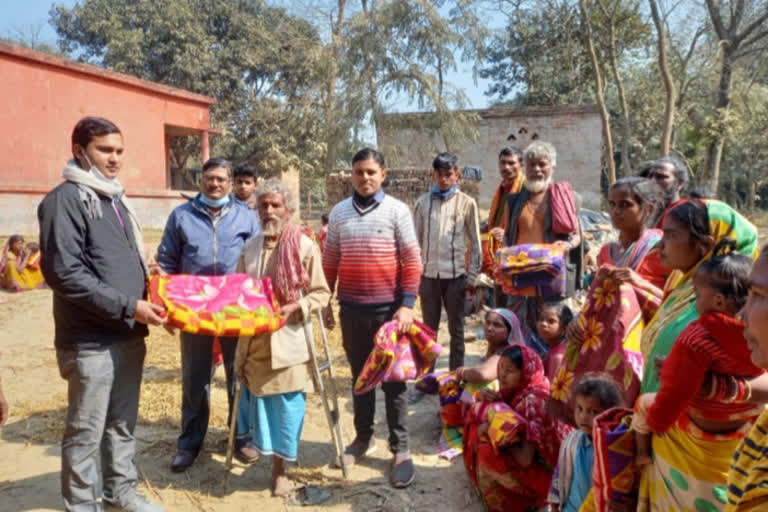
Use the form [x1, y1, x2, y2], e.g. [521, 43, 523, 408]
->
[5, 114, 768, 512]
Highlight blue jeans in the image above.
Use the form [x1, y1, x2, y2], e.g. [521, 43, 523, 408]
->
[57, 338, 146, 512]
[177, 333, 238, 453]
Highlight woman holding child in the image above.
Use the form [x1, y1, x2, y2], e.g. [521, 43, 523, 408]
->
[463, 344, 570, 511]
[635, 199, 759, 512]
[1, 235, 45, 292]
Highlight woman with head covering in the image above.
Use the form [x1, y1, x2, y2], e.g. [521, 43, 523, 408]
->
[636, 199, 759, 512]
[454, 308, 524, 384]
[1, 235, 46, 292]
[416, 308, 524, 459]
[463, 344, 570, 511]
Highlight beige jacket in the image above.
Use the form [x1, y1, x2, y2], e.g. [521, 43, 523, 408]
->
[413, 189, 482, 285]
[235, 232, 330, 396]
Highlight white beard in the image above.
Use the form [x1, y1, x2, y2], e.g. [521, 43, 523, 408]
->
[262, 217, 285, 237]
[524, 175, 552, 194]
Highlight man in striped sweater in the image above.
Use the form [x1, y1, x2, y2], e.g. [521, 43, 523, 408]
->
[323, 147, 422, 489]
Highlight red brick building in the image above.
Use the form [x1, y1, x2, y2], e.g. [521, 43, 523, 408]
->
[0, 42, 216, 233]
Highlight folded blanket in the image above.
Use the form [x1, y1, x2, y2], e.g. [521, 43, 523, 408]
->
[485, 403, 527, 453]
[550, 182, 578, 234]
[494, 243, 567, 296]
[148, 273, 284, 337]
[551, 268, 655, 423]
[592, 407, 638, 512]
[354, 320, 440, 395]
[417, 371, 497, 458]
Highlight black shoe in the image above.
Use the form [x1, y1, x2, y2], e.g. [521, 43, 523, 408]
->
[335, 438, 376, 468]
[170, 449, 197, 473]
[390, 455, 415, 488]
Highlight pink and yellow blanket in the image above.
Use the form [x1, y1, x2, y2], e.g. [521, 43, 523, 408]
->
[354, 320, 441, 395]
[148, 273, 285, 337]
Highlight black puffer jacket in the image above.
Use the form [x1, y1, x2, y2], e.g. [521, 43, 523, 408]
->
[37, 181, 148, 349]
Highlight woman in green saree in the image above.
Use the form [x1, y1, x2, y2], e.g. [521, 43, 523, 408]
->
[637, 199, 759, 512]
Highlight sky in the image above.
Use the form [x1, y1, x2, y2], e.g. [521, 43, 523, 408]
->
[0, 0, 495, 111]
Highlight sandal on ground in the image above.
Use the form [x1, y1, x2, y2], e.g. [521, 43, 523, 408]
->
[284, 485, 333, 506]
[234, 443, 260, 465]
[390, 456, 415, 488]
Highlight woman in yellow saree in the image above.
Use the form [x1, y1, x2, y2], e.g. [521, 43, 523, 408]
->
[1, 235, 46, 292]
[637, 200, 759, 512]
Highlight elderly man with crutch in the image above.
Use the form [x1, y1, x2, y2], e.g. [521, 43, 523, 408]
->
[229, 178, 331, 497]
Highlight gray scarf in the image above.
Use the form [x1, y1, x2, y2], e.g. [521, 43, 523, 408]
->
[62, 160, 149, 275]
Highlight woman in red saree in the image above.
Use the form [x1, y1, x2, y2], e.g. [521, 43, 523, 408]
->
[599, 177, 669, 293]
[463, 344, 570, 511]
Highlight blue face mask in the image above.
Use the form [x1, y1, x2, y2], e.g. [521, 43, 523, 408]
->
[199, 193, 230, 208]
[431, 183, 457, 200]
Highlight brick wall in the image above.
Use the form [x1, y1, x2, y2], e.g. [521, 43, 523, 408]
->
[326, 168, 480, 211]
[376, 105, 603, 210]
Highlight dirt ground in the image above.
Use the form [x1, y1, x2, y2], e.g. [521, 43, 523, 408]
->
[0, 271, 487, 512]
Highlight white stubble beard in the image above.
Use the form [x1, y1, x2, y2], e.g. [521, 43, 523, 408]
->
[524, 175, 552, 194]
[262, 217, 286, 238]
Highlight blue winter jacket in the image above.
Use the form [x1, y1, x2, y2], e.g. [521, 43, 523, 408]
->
[157, 195, 261, 276]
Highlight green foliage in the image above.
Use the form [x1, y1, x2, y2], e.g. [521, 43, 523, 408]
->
[339, 0, 488, 152]
[50, 0, 327, 176]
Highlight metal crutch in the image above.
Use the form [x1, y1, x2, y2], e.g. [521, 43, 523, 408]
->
[301, 309, 349, 478]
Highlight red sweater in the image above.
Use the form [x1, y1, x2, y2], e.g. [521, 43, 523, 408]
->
[646, 312, 763, 433]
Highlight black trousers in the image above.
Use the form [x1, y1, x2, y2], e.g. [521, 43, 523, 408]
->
[419, 275, 466, 370]
[340, 305, 408, 454]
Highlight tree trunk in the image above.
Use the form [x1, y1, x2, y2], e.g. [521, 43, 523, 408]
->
[608, 22, 631, 176]
[648, 0, 675, 156]
[361, 0, 380, 135]
[703, 48, 734, 193]
[579, 0, 616, 185]
[598, 0, 632, 176]
[323, 0, 347, 175]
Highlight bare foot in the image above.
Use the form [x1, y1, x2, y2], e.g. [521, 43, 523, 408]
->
[272, 475, 297, 497]
[635, 454, 653, 466]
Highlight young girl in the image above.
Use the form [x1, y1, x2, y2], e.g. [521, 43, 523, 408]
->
[526, 301, 573, 381]
[464, 345, 569, 511]
[549, 378, 623, 512]
[633, 238, 763, 465]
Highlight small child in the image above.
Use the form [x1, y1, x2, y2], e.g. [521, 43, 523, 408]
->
[632, 238, 762, 465]
[549, 378, 623, 512]
[525, 301, 573, 381]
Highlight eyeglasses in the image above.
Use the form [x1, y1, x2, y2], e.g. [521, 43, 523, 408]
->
[203, 175, 230, 184]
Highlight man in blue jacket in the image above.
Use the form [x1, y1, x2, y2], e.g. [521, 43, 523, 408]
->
[156, 157, 261, 472]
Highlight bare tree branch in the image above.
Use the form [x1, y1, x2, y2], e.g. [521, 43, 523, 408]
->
[705, 0, 728, 39]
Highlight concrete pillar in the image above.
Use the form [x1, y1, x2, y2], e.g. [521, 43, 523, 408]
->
[281, 165, 301, 220]
[165, 131, 172, 188]
[201, 131, 210, 162]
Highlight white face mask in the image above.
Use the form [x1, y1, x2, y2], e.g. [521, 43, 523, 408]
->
[82, 152, 114, 182]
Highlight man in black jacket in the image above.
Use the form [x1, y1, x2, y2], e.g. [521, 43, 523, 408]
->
[38, 117, 166, 512]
